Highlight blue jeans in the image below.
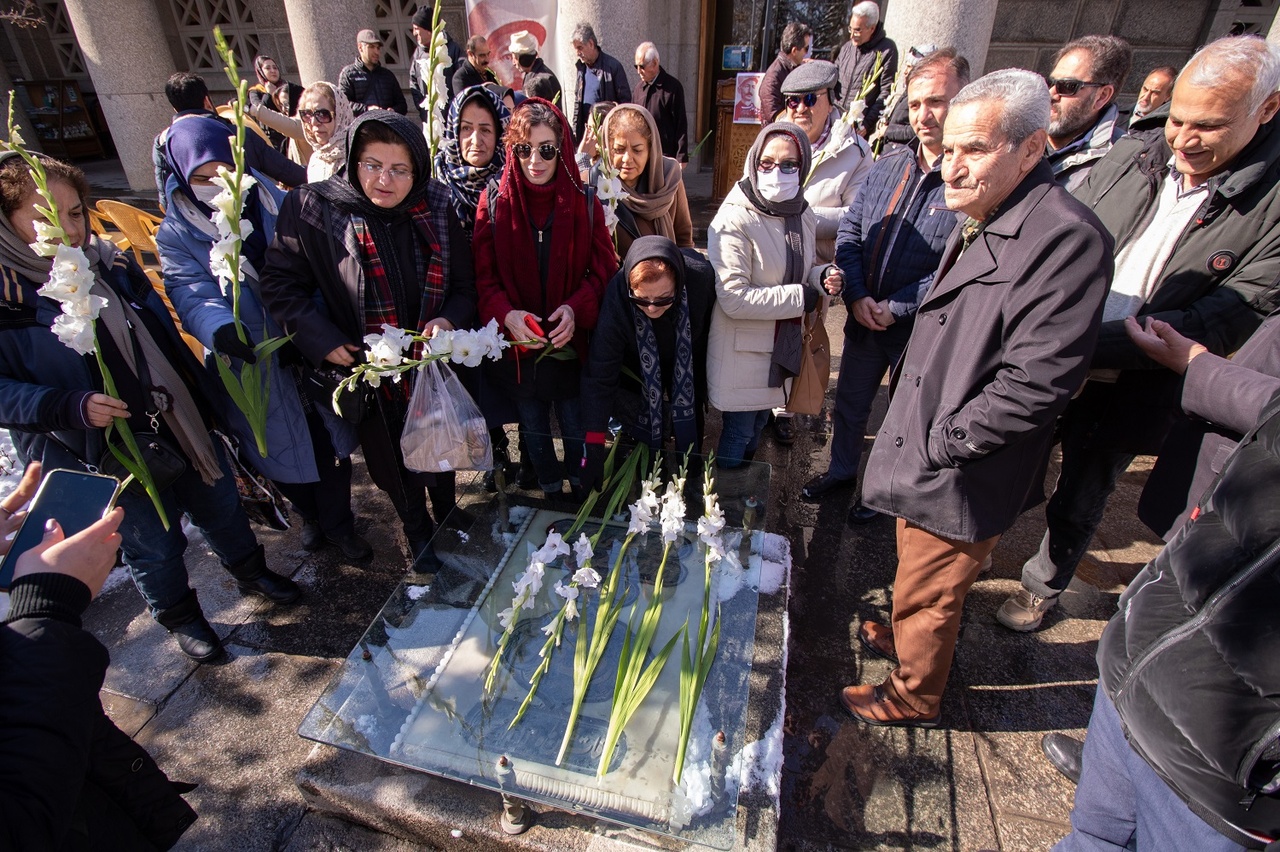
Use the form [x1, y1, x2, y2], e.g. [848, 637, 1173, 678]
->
[515, 397, 583, 492]
[828, 325, 911, 482]
[118, 443, 259, 612]
[1055, 687, 1246, 852]
[1021, 396, 1135, 597]
[717, 409, 770, 468]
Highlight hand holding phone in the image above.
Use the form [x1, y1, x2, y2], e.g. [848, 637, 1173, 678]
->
[11, 508, 124, 599]
[0, 469, 123, 591]
[0, 461, 44, 550]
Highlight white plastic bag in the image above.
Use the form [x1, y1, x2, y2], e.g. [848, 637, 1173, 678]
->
[400, 361, 493, 473]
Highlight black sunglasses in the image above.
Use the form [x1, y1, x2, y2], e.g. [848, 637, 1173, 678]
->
[629, 292, 676, 309]
[298, 108, 334, 124]
[1046, 78, 1103, 97]
[758, 159, 801, 174]
[785, 93, 820, 109]
[512, 142, 559, 161]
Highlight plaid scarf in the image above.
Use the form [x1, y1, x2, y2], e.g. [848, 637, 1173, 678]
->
[435, 86, 509, 235]
[354, 201, 446, 400]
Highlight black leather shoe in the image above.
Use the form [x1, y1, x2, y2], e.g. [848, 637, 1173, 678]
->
[772, 415, 796, 445]
[223, 545, 302, 604]
[409, 538, 444, 572]
[300, 520, 324, 552]
[516, 462, 539, 490]
[1041, 732, 1083, 784]
[327, 531, 374, 561]
[801, 472, 855, 501]
[847, 502, 880, 525]
[155, 590, 223, 662]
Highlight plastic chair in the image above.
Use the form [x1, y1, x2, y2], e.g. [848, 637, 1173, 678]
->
[95, 201, 203, 358]
[87, 206, 130, 252]
[95, 200, 162, 268]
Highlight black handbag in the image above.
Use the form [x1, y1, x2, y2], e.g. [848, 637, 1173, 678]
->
[301, 365, 374, 424]
[97, 431, 187, 497]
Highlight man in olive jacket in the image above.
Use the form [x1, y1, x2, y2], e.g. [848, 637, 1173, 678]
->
[841, 69, 1112, 728]
[999, 35, 1280, 633]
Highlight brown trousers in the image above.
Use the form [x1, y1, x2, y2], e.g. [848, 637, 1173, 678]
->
[887, 518, 1000, 716]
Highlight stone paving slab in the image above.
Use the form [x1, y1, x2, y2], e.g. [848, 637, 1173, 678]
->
[281, 811, 430, 852]
[133, 644, 339, 852]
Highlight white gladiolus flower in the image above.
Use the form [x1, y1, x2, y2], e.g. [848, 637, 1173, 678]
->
[51, 312, 97, 354]
[209, 236, 245, 283]
[513, 561, 546, 600]
[660, 482, 686, 544]
[697, 509, 725, 544]
[364, 334, 405, 369]
[32, 220, 65, 246]
[846, 99, 867, 126]
[450, 331, 484, 368]
[573, 533, 593, 567]
[572, 565, 601, 589]
[475, 319, 506, 359]
[555, 580, 580, 622]
[427, 327, 454, 357]
[39, 244, 97, 306]
[628, 503, 651, 536]
[535, 531, 570, 564]
[379, 324, 414, 351]
[498, 605, 516, 630]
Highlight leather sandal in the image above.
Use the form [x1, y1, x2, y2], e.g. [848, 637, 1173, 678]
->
[857, 620, 898, 663]
[840, 683, 941, 729]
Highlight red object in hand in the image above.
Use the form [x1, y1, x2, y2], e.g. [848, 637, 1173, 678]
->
[524, 316, 546, 339]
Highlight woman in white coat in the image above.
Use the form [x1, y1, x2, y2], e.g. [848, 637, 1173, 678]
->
[706, 121, 839, 468]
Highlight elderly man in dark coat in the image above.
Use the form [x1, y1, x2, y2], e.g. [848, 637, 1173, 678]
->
[840, 69, 1113, 728]
[999, 35, 1280, 634]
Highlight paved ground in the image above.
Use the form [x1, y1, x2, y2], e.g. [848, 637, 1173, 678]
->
[66, 160, 1165, 850]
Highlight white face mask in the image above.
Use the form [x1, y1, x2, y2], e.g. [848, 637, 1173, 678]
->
[190, 184, 222, 205]
[756, 168, 801, 203]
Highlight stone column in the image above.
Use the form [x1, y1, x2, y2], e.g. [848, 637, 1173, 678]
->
[283, 0, 376, 92]
[1269, 10, 1280, 48]
[60, 0, 177, 191]
[883, 0, 999, 77]
[553, 0, 650, 134]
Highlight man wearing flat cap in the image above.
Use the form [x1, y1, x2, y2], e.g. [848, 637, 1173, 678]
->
[410, 5, 463, 119]
[779, 59, 873, 263]
[340, 28, 408, 115]
[509, 30, 562, 106]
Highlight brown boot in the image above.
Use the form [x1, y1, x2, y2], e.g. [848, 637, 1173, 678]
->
[840, 682, 941, 729]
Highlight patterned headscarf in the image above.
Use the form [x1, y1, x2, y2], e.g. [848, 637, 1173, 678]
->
[434, 85, 510, 234]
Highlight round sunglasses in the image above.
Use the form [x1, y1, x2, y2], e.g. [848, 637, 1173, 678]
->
[298, 108, 334, 124]
[785, 93, 820, 109]
[512, 142, 559, 161]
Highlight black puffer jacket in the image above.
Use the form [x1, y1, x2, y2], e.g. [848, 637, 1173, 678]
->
[1100, 395, 1280, 843]
[0, 574, 196, 849]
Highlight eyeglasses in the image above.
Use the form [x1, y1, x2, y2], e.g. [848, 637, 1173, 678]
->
[512, 142, 559, 161]
[629, 292, 676, 308]
[785, 93, 820, 109]
[635, 62, 651, 70]
[758, 159, 801, 174]
[1047, 78, 1103, 97]
[298, 108, 334, 124]
[358, 161, 413, 181]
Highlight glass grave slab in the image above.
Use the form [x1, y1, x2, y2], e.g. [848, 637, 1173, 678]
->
[299, 449, 771, 849]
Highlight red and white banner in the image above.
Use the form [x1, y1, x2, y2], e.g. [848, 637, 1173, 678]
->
[464, 0, 559, 90]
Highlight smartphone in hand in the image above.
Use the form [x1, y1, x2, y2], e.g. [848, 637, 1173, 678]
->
[0, 469, 122, 591]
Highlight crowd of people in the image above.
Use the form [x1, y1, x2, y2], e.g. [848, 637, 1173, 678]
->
[3, 3, 1280, 848]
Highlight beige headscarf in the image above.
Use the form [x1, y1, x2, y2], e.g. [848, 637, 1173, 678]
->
[299, 82, 355, 183]
[601, 104, 683, 242]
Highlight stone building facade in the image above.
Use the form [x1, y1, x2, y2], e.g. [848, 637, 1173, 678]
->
[3, 0, 1279, 190]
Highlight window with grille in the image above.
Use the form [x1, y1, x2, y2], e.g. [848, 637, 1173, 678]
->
[169, 0, 259, 77]
[36, 0, 88, 78]
[373, 0, 416, 75]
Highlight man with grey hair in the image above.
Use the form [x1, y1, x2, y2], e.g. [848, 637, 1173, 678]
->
[634, 41, 689, 164]
[841, 68, 1113, 728]
[999, 35, 1280, 635]
[571, 23, 631, 142]
[836, 1, 898, 135]
[1045, 34, 1132, 192]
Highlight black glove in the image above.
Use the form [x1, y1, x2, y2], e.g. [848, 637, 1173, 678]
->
[580, 441, 607, 494]
[803, 281, 824, 313]
[212, 323, 257, 364]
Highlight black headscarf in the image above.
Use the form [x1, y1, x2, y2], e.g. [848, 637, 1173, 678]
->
[736, 120, 812, 293]
[311, 110, 434, 218]
[621, 235, 697, 453]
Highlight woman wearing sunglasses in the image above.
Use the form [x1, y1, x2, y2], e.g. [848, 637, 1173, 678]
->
[593, 103, 694, 260]
[261, 111, 477, 567]
[707, 121, 828, 468]
[249, 81, 356, 183]
[473, 98, 617, 499]
[578, 236, 716, 492]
